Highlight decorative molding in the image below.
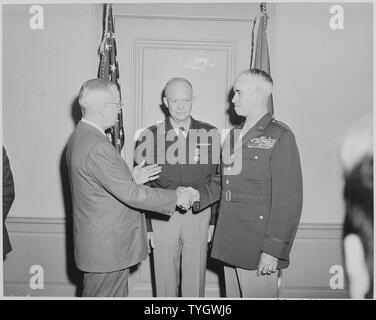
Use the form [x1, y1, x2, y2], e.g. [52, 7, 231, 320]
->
[112, 3, 262, 22]
[4, 217, 345, 298]
[114, 14, 255, 23]
[133, 37, 237, 131]
[6, 216, 343, 234]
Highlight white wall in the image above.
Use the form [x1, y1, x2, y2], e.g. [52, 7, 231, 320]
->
[3, 4, 99, 218]
[272, 3, 373, 223]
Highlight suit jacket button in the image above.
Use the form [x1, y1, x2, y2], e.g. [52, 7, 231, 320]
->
[259, 215, 263, 220]
[254, 155, 258, 159]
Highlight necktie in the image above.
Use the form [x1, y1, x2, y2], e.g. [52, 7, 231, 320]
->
[179, 127, 187, 139]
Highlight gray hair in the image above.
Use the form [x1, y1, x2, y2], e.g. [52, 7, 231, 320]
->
[78, 78, 118, 111]
[239, 68, 273, 97]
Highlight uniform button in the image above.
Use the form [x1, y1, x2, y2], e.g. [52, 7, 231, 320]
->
[228, 167, 232, 171]
[259, 215, 264, 220]
[254, 155, 258, 159]
[226, 180, 229, 185]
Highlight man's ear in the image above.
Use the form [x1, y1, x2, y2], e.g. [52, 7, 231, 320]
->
[254, 86, 264, 103]
[163, 97, 168, 106]
[98, 104, 106, 118]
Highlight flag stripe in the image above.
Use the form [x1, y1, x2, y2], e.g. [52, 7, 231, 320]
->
[98, 4, 125, 153]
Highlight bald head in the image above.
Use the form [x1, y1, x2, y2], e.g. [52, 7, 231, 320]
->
[164, 77, 193, 98]
[79, 78, 119, 116]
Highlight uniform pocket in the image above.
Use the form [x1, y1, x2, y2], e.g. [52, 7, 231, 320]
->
[238, 202, 270, 222]
[242, 156, 270, 182]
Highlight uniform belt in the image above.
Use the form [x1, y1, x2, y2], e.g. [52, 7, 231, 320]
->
[222, 191, 270, 203]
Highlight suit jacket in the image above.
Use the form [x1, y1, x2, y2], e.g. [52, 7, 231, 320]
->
[211, 113, 303, 270]
[66, 121, 178, 273]
[3, 146, 15, 255]
[134, 116, 221, 231]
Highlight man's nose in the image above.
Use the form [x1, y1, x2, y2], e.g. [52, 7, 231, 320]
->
[177, 100, 185, 109]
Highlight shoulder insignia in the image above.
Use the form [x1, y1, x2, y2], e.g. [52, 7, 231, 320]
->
[271, 119, 291, 131]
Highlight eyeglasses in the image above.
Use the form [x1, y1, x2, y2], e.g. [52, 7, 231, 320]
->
[103, 101, 123, 110]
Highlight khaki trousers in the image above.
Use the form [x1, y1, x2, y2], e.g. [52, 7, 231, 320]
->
[152, 207, 211, 297]
[224, 265, 278, 298]
[82, 268, 130, 297]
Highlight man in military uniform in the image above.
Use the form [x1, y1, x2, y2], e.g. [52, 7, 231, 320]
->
[135, 77, 221, 297]
[211, 69, 303, 297]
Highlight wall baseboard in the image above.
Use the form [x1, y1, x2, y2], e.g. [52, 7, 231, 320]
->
[3, 216, 348, 298]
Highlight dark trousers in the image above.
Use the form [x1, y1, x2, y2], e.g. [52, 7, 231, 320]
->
[82, 268, 130, 297]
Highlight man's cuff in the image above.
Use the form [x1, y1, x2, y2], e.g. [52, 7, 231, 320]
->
[261, 235, 290, 260]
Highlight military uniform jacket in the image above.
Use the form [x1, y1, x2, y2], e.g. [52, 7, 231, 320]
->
[66, 121, 177, 273]
[135, 117, 221, 229]
[211, 113, 303, 270]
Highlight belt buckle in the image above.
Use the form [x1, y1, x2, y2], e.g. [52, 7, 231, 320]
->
[225, 190, 231, 201]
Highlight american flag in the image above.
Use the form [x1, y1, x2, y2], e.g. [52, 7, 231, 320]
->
[98, 3, 125, 153]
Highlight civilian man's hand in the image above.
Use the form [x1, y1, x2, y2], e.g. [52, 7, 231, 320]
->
[132, 160, 161, 184]
[207, 225, 215, 243]
[177, 186, 200, 207]
[257, 252, 278, 277]
[147, 232, 155, 249]
[185, 187, 200, 206]
[176, 188, 191, 210]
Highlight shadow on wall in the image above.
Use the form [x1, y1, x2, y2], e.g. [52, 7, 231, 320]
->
[59, 96, 83, 297]
[227, 89, 244, 127]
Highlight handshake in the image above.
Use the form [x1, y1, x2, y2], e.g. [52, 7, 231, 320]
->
[176, 186, 200, 212]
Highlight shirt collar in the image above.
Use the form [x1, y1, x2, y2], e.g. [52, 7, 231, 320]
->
[242, 112, 272, 132]
[238, 112, 272, 140]
[81, 118, 106, 137]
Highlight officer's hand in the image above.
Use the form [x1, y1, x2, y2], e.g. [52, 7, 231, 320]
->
[147, 232, 155, 249]
[207, 225, 215, 243]
[257, 252, 278, 277]
[132, 160, 161, 184]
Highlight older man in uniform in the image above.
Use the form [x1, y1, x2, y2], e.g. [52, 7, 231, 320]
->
[211, 69, 303, 297]
[135, 77, 221, 297]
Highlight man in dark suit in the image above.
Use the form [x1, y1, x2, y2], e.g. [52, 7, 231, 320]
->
[66, 78, 192, 297]
[134, 77, 221, 296]
[3, 146, 15, 260]
[211, 69, 303, 297]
